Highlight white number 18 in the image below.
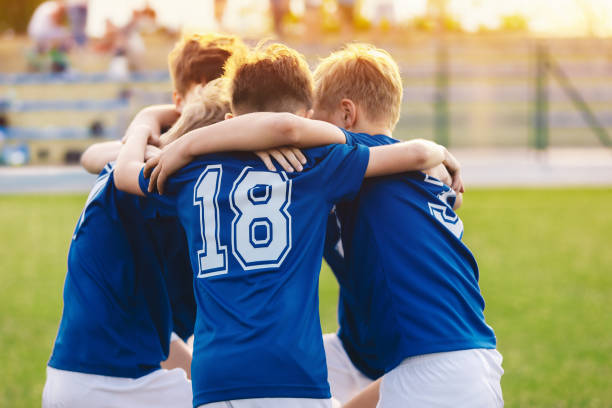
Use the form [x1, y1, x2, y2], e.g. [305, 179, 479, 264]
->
[193, 165, 292, 278]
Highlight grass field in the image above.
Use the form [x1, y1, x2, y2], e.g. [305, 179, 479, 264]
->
[1, 189, 611, 407]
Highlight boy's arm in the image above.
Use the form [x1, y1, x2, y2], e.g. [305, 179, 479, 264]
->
[342, 379, 381, 408]
[114, 124, 155, 196]
[161, 334, 192, 379]
[145, 112, 347, 194]
[176, 112, 346, 155]
[114, 105, 179, 195]
[365, 141, 464, 193]
[81, 141, 122, 174]
[81, 141, 161, 175]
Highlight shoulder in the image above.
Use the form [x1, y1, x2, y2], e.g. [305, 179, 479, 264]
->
[342, 130, 399, 147]
[300, 144, 357, 167]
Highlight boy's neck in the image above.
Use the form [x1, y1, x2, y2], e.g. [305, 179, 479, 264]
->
[350, 123, 392, 138]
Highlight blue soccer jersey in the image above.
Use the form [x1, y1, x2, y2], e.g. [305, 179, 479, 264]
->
[138, 144, 369, 406]
[324, 131, 497, 380]
[48, 163, 196, 378]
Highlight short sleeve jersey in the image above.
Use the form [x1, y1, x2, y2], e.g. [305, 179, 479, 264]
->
[138, 144, 369, 406]
[48, 163, 196, 378]
[324, 131, 497, 380]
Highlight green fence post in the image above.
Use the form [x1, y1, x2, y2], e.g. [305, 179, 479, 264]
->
[534, 44, 549, 150]
[548, 54, 612, 148]
[434, 40, 450, 147]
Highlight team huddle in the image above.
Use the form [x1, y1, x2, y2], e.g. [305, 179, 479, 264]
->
[43, 33, 504, 408]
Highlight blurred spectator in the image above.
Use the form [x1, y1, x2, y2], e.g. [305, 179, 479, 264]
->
[97, 5, 157, 74]
[303, 0, 322, 38]
[27, 1, 72, 52]
[49, 47, 69, 72]
[270, 0, 290, 37]
[0, 111, 7, 152]
[373, 0, 395, 28]
[107, 48, 130, 80]
[214, 0, 228, 28]
[337, 0, 355, 32]
[67, 0, 89, 46]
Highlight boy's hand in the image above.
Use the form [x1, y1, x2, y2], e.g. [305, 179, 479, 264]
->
[143, 138, 190, 195]
[255, 147, 306, 172]
[442, 149, 464, 194]
[424, 164, 453, 186]
[122, 105, 179, 144]
[144, 144, 161, 161]
[424, 164, 464, 210]
[129, 124, 162, 148]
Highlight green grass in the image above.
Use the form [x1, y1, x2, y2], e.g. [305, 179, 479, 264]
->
[1, 189, 611, 407]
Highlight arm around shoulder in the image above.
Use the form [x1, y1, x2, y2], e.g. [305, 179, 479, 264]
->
[80, 141, 122, 174]
[114, 124, 154, 196]
[365, 139, 447, 178]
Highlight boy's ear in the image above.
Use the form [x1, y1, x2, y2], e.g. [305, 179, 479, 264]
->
[340, 99, 357, 130]
[225, 112, 234, 120]
[173, 91, 183, 113]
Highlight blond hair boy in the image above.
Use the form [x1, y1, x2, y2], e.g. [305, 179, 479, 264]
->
[168, 33, 244, 110]
[311, 44, 501, 408]
[81, 33, 244, 173]
[314, 43, 402, 133]
[46, 33, 244, 408]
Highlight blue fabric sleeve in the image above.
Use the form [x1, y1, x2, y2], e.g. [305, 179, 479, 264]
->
[339, 128, 398, 148]
[340, 128, 359, 147]
[138, 167, 177, 216]
[319, 143, 370, 204]
[138, 167, 152, 195]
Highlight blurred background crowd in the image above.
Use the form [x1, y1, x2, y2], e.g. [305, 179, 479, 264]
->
[0, 0, 610, 169]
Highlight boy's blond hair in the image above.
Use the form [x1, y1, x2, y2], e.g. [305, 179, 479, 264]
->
[313, 43, 403, 130]
[161, 78, 231, 145]
[224, 43, 313, 115]
[168, 32, 246, 97]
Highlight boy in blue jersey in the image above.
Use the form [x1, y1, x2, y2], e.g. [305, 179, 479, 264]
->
[78, 33, 248, 375]
[43, 35, 244, 408]
[114, 43, 458, 408]
[309, 43, 503, 407]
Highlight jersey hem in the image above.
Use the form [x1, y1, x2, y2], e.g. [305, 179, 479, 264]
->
[193, 385, 331, 406]
[48, 357, 160, 379]
[385, 338, 498, 373]
[341, 334, 497, 378]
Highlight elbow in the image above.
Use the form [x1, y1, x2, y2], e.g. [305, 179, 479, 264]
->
[80, 148, 94, 171]
[79, 149, 88, 168]
[413, 140, 445, 169]
[113, 164, 128, 191]
[412, 143, 434, 169]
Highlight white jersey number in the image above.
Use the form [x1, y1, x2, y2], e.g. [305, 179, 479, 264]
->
[194, 165, 292, 277]
[424, 174, 464, 239]
[193, 165, 228, 278]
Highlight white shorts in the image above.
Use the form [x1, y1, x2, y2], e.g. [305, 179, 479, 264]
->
[198, 398, 332, 408]
[42, 366, 192, 408]
[377, 348, 504, 408]
[323, 333, 374, 404]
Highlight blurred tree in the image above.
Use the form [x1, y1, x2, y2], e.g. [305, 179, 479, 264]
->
[413, 0, 462, 33]
[0, 0, 46, 33]
[500, 14, 529, 33]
